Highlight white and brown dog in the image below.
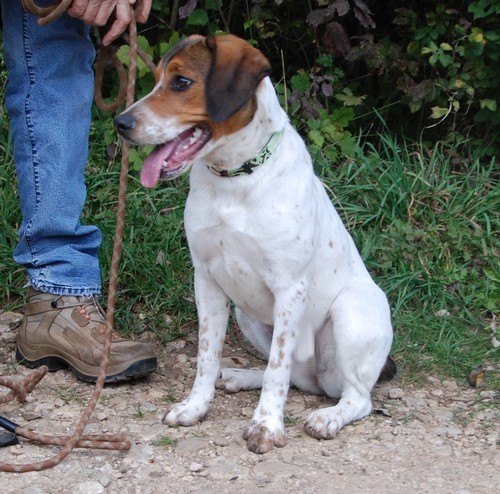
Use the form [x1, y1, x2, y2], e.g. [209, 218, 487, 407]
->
[115, 34, 395, 453]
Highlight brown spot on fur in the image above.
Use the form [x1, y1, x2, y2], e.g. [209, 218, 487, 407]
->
[141, 35, 270, 142]
[199, 337, 209, 352]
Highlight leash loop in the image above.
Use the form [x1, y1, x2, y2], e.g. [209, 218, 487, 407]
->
[21, 0, 72, 25]
[0, 366, 48, 404]
[94, 44, 129, 113]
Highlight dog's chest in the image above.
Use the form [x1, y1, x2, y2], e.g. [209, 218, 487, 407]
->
[190, 216, 276, 321]
[184, 162, 368, 322]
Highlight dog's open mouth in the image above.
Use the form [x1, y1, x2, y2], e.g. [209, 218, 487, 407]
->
[140, 125, 212, 187]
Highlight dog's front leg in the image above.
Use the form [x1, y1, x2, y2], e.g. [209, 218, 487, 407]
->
[163, 273, 230, 427]
[243, 288, 304, 454]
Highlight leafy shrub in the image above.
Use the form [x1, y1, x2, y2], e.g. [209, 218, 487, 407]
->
[351, 1, 500, 156]
[94, 1, 498, 160]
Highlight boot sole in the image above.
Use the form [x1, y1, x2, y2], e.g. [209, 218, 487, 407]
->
[16, 347, 157, 384]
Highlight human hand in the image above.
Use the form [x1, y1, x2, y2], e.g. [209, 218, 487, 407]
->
[133, 0, 153, 24]
[67, 0, 119, 26]
[67, 0, 153, 46]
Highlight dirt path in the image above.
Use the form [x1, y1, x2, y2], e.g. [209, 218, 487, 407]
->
[0, 311, 498, 493]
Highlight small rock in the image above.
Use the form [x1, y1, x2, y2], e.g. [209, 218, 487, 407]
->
[206, 459, 250, 480]
[213, 434, 233, 447]
[9, 444, 23, 456]
[435, 309, 451, 317]
[140, 401, 158, 413]
[433, 407, 454, 422]
[22, 486, 47, 494]
[189, 461, 204, 472]
[99, 475, 113, 488]
[71, 481, 104, 494]
[374, 386, 391, 398]
[0, 332, 17, 344]
[128, 444, 155, 463]
[175, 437, 211, 455]
[442, 380, 459, 391]
[165, 339, 186, 351]
[427, 376, 441, 385]
[464, 426, 476, 436]
[22, 411, 42, 421]
[479, 390, 496, 399]
[253, 460, 303, 478]
[388, 388, 404, 400]
[0, 311, 23, 328]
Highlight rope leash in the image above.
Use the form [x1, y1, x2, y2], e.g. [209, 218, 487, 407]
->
[0, 1, 140, 472]
[21, 0, 72, 25]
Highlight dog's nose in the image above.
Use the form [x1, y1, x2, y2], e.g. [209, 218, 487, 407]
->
[114, 113, 136, 135]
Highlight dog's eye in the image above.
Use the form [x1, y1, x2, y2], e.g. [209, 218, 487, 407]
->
[171, 76, 193, 91]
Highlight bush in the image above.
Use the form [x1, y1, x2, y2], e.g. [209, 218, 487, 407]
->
[121, 0, 499, 158]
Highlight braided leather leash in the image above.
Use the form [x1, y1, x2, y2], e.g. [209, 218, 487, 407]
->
[0, 0, 140, 472]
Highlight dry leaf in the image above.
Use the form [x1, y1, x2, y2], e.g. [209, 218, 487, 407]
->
[468, 366, 486, 388]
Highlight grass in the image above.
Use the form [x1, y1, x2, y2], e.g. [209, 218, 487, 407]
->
[151, 434, 177, 447]
[316, 134, 499, 385]
[1, 89, 498, 389]
[54, 388, 82, 404]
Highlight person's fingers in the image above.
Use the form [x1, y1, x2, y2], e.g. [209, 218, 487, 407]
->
[134, 0, 153, 24]
[101, 0, 132, 46]
[67, 0, 117, 26]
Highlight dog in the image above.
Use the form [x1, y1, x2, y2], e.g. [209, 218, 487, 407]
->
[115, 34, 395, 454]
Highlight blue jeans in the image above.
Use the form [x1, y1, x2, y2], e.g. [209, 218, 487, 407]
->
[2, 0, 102, 296]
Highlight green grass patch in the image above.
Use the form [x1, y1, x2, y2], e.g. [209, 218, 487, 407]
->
[316, 134, 499, 385]
[151, 434, 177, 447]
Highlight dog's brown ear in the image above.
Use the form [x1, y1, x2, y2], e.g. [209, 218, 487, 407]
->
[205, 35, 271, 123]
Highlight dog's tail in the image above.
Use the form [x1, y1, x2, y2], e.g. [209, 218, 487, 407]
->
[377, 356, 397, 383]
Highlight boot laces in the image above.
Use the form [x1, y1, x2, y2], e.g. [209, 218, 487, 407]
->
[51, 295, 119, 337]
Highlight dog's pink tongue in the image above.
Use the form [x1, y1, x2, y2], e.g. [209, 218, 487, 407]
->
[140, 141, 176, 188]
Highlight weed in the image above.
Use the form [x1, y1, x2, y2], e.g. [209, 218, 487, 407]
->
[55, 388, 82, 404]
[284, 414, 300, 425]
[162, 392, 177, 404]
[151, 435, 177, 447]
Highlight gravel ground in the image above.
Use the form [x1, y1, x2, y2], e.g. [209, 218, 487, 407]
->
[0, 310, 498, 494]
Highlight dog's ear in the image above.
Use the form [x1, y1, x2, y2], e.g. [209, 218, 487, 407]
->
[205, 35, 271, 123]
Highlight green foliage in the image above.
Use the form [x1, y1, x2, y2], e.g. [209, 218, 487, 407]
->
[347, 1, 500, 155]
[93, 1, 500, 158]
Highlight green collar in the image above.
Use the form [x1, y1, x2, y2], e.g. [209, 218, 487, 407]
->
[207, 130, 284, 177]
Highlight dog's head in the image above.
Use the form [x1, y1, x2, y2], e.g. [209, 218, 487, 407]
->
[115, 34, 271, 187]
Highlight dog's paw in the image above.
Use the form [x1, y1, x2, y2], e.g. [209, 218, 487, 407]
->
[216, 368, 264, 393]
[243, 420, 286, 454]
[304, 409, 342, 439]
[162, 401, 207, 427]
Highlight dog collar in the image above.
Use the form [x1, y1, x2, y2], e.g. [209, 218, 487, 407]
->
[207, 130, 284, 177]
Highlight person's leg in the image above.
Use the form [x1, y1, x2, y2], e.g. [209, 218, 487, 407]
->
[2, 1, 157, 382]
[2, 0, 101, 295]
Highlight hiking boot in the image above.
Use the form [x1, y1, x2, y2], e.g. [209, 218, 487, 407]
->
[16, 288, 157, 383]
